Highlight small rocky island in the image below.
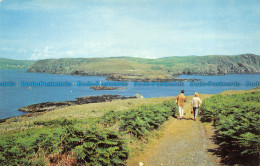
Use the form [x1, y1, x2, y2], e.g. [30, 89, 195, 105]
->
[19, 95, 136, 113]
[90, 86, 127, 90]
[106, 74, 199, 82]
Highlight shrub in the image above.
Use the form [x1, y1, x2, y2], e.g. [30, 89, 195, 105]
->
[199, 92, 260, 161]
[99, 110, 122, 127]
[0, 127, 64, 166]
[33, 118, 77, 126]
[0, 100, 176, 165]
[71, 126, 128, 166]
[0, 121, 128, 166]
[120, 101, 177, 138]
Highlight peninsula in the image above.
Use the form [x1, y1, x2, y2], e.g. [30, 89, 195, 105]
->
[26, 54, 260, 82]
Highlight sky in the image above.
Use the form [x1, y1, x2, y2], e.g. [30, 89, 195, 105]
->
[0, 0, 260, 60]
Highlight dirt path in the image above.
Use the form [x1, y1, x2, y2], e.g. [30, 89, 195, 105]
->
[127, 95, 219, 166]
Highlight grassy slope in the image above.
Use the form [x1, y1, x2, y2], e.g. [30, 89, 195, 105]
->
[27, 54, 260, 79]
[0, 97, 174, 132]
[0, 58, 34, 70]
[27, 57, 172, 79]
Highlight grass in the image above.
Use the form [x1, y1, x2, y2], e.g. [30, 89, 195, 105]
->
[0, 97, 174, 132]
[1, 89, 259, 165]
[2, 89, 256, 133]
[0, 96, 177, 165]
[219, 88, 260, 95]
[27, 54, 260, 79]
[0, 58, 34, 70]
[1, 89, 258, 134]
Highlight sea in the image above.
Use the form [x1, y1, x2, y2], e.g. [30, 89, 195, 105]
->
[0, 70, 259, 119]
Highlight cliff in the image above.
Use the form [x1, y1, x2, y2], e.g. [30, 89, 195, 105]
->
[27, 54, 260, 81]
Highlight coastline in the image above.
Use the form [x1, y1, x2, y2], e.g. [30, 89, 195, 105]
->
[0, 95, 137, 123]
[2, 87, 259, 123]
[18, 95, 137, 113]
[0, 71, 259, 122]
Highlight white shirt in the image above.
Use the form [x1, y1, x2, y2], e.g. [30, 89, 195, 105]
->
[191, 97, 202, 107]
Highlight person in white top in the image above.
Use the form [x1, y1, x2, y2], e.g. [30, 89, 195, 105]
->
[191, 92, 202, 121]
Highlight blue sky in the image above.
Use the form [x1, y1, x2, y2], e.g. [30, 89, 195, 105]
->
[0, 0, 259, 60]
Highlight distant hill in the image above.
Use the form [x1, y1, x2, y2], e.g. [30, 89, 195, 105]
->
[0, 58, 34, 70]
[27, 54, 260, 81]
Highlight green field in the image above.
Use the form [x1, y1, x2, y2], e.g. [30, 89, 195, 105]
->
[0, 58, 34, 70]
[27, 54, 260, 81]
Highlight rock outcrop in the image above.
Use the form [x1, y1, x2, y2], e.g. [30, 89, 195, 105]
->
[19, 95, 136, 112]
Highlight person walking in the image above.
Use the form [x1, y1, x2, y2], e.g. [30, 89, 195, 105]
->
[176, 90, 186, 119]
[191, 92, 202, 121]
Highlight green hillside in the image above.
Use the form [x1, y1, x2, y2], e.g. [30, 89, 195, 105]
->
[0, 58, 34, 70]
[27, 54, 260, 81]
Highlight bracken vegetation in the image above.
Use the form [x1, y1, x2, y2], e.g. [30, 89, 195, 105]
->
[0, 100, 177, 165]
[100, 101, 177, 139]
[199, 92, 260, 165]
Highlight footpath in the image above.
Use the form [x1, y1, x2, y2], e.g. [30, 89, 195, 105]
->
[127, 95, 219, 166]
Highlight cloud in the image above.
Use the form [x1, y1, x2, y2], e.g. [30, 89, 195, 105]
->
[29, 46, 79, 60]
[2, 1, 260, 60]
[30, 47, 52, 60]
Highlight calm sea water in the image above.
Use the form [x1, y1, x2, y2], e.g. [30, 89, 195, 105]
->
[0, 70, 259, 119]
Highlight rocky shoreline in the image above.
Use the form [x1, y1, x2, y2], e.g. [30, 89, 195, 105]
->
[0, 95, 137, 123]
[18, 95, 136, 113]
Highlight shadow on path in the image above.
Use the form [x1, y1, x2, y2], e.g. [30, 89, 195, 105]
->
[206, 130, 259, 166]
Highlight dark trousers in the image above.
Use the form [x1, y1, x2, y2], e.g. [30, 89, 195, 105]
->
[193, 107, 199, 119]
